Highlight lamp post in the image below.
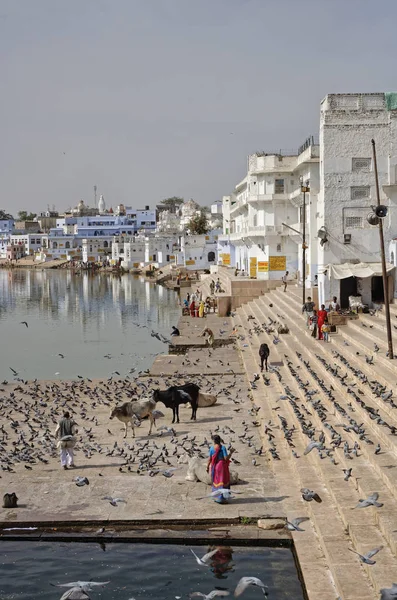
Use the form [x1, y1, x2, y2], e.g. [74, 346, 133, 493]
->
[300, 178, 310, 304]
[371, 139, 394, 359]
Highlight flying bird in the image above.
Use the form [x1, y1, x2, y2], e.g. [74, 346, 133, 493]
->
[354, 492, 383, 509]
[190, 591, 229, 599]
[301, 488, 322, 503]
[103, 496, 126, 506]
[285, 517, 309, 531]
[348, 546, 383, 565]
[20, 321, 28, 328]
[190, 548, 219, 566]
[53, 582, 109, 592]
[234, 576, 268, 597]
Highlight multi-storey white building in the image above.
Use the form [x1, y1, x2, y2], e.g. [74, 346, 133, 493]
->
[318, 93, 397, 307]
[220, 93, 397, 308]
[218, 136, 319, 281]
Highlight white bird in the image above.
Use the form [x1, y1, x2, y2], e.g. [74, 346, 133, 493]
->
[60, 589, 90, 600]
[190, 591, 229, 599]
[234, 577, 268, 597]
[190, 548, 218, 566]
[103, 496, 126, 506]
[54, 581, 109, 592]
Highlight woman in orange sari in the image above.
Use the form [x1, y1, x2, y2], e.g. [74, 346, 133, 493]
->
[317, 304, 327, 340]
[207, 435, 231, 504]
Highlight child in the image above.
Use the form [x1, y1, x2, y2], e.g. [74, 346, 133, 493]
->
[321, 318, 330, 342]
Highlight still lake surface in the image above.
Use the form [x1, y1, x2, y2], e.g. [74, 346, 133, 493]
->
[0, 541, 305, 599]
[0, 269, 180, 381]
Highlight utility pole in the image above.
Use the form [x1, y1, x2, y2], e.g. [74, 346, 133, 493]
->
[300, 178, 310, 304]
[94, 185, 97, 209]
[372, 139, 393, 359]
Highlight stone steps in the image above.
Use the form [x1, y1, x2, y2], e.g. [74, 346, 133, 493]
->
[233, 287, 397, 598]
[232, 306, 375, 598]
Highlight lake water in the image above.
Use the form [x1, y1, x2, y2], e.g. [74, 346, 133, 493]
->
[0, 270, 180, 381]
[0, 541, 305, 600]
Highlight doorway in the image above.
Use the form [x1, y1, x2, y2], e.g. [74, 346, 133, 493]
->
[340, 276, 357, 309]
[371, 276, 384, 303]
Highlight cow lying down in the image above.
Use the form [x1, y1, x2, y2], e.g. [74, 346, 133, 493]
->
[185, 456, 240, 485]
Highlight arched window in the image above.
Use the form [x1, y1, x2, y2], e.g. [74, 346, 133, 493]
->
[42, 239, 47, 248]
[208, 251, 215, 262]
[53, 241, 58, 249]
[103, 241, 109, 248]
[65, 241, 70, 249]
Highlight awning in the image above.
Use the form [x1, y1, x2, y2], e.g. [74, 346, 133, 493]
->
[326, 262, 395, 280]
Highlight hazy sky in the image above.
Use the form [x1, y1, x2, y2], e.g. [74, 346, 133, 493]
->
[1, 0, 397, 215]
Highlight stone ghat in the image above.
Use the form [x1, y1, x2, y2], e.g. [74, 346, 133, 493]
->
[232, 281, 397, 600]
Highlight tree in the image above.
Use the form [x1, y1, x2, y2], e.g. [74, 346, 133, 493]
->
[0, 210, 13, 220]
[17, 211, 37, 221]
[160, 196, 184, 213]
[187, 210, 209, 235]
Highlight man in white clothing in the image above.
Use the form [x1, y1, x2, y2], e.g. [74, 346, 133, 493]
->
[55, 411, 78, 470]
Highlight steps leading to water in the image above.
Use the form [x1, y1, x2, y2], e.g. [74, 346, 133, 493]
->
[228, 276, 397, 600]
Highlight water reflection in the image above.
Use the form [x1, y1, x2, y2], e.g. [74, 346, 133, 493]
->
[0, 269, 180, 381]
[210, 546, 234, 579]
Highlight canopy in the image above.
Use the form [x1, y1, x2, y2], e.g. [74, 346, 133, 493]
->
[326, 262, 395, 280]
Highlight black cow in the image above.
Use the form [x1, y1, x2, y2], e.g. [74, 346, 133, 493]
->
[259, 343, 270, 372]
[153, 383, 200, 424]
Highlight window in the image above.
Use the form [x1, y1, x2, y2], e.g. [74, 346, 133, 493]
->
[253, 214, 257, 227]
[276, 243, 282, 252]
[42, 240, 47, 248]
[345, 216, 364, 228]
[103, 241, 108, 248]
[275, 179, 285, 194]
[65, 241, 70, 249]
[89, 246, 92, 252]
[52, 242, 58, 249]
[352, 158, 371, 172]
[351, 186, 370, 199]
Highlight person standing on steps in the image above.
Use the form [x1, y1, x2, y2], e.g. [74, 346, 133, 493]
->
[317, 304, 328, 340]
[309, 309, 318, 338]
[282, 271, 289, 292]
[55, 411, 78, 470]
[207, 435, 232, 504]
[302, 296, 315, 327]
[321, 318, 330, 342]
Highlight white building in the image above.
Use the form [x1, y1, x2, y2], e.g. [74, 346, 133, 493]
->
[218, 137, 320, 280]
[318, 93, 397, 307]
[177, 231, 219, 269]
[82, 237, 113, 263]
[111, 235, 177, 269]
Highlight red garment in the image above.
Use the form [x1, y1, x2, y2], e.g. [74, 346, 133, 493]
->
[317, 310, 327, 340]
[211, 445, 231, 491]
[190, 301, 196, 317]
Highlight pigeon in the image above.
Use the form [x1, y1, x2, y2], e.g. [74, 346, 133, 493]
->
[285, 517, 309, 531]
[74, 476, 89, 487]
[190, 548, 219, 566]
[301, 488, 322, 503]
[53, 582, 109, 592]
[348, 546, 383, 565]
[354, 492, 383, 509]
[234, 576, 268, 597]
[380, 583, 397, 600]
[343, 468, 352, 481]
[103, 496, 126, 506]
[303, 441, 323, 455]
[190, 591, 229, 599]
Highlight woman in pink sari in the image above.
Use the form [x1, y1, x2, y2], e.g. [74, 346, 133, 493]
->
[206, 435, 231, 504]
[317, 304, 327, 340]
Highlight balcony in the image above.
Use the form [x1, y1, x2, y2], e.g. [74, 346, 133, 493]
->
[229, 197, 248, 215]
[248, 193, 289, 203]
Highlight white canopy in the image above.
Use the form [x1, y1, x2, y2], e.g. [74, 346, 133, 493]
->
[326, 262, 395, 280]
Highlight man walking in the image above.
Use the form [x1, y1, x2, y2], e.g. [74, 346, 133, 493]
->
[282, 271, 289, 292]
[55, 411, 78, 470]
[302, 296, 316, 327]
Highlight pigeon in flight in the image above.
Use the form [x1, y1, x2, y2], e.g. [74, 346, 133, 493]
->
[303, 441, 323, 455]
[234, 576, 268, 597]
[354, 492, 383, 509]
[53, 582, 109, 592]
[301, 488, 322, 503]
[190, 591, 229, 599]
[348, 546, 383, 565]
[190, 548, 219, 566]
[103, 496, 126, 506]
[285, 517, 309, 531]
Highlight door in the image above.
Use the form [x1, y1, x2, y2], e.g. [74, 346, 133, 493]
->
[340, 276, 357, 309]
[371, 276, 384, 303]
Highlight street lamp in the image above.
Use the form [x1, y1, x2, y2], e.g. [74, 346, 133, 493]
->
[300, 177, 310, 304]
[368, 139, 393, 359]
